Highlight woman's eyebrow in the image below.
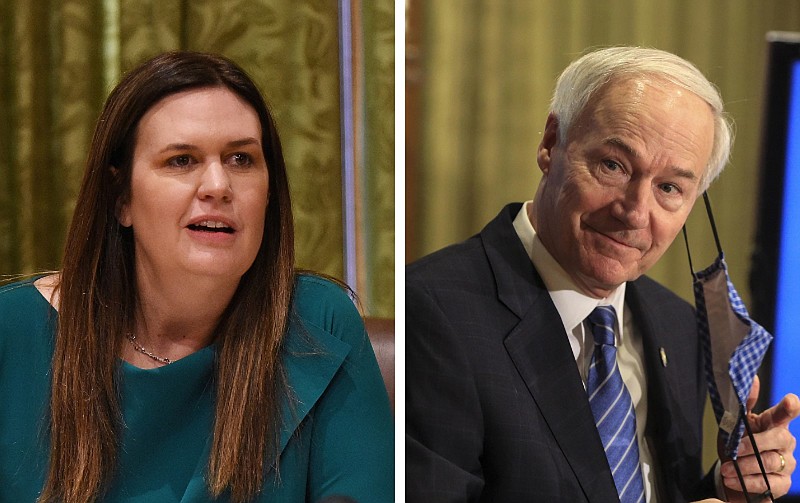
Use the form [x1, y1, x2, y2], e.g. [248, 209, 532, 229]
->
[158, 137, 260, 154]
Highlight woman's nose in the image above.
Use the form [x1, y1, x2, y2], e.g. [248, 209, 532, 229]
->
[197, 161, 233, 202]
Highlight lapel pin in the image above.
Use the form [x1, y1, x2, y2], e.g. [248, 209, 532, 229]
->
[659, 347, 668, 368]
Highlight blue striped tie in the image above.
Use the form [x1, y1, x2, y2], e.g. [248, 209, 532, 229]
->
[586, 306, 646, 503]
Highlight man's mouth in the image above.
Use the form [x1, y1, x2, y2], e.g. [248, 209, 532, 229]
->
[601, 232, 647, 252]
[586, 225, 646, 252]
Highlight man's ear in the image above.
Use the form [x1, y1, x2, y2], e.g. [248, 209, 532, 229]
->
[537, 113, 560, 175]
[110, 166, 132, 228]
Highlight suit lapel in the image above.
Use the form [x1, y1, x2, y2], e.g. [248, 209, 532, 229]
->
[627, 279, 701, 503]
[627, 281, 677, 501]
[481, 205, 619, 502]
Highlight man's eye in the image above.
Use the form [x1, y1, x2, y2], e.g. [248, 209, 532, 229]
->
[168, 155, 194, 167]
[602, 160, 623, 172]
[659, 183, 680, 195]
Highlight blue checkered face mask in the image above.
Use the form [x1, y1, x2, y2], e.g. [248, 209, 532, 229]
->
[685, 194, 773, 460]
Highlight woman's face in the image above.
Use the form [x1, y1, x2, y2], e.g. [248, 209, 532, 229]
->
[119, 87, 269, 284]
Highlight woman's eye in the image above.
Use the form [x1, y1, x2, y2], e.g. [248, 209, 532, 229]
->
[168, 155, 194, 167]
[230, 153, 253, 166]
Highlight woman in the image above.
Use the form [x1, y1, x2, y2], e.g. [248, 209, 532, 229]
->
[0, 52, 393, 502]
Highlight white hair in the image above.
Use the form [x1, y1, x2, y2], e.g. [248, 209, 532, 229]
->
[550, 46, 734, 192]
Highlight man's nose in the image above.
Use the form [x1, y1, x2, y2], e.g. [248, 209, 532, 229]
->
[197, 161, 233, 202]
[612, 181, 650, 229]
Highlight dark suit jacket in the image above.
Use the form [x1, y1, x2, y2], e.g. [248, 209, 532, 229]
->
[406, 204, 715, 502]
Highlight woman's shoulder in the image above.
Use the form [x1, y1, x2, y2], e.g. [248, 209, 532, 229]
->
[0, 276, 48, 310]
[291, 273, 364, 342]
[0, 276, 55, 345]
[293, 273, 358, 313]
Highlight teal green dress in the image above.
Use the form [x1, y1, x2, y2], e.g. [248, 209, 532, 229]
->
[0, 275, 394, 502]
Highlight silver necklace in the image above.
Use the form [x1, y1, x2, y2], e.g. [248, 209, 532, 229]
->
[126, 333, 172, 365]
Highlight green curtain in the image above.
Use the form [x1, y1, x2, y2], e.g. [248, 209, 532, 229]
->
[408, 0, 800, 469]
[0, 0, 394, 317]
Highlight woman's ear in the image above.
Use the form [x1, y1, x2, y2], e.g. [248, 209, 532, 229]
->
[117, 201, 132, 228]
[537, 113, 560, 176]
[110, 166, 132, 227]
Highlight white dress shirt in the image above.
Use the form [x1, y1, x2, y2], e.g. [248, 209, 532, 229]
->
[512, 201, 660, 502]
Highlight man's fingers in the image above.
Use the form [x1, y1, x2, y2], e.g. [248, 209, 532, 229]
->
[731, 423, 796, 458]
[722, 451, 793, 501]
[722, 471, 792, 501]
[746, 376, 760, 414]
[753, 393, 800, 431]
[721, 445, 796, 502]
[721, 450, 795, 478]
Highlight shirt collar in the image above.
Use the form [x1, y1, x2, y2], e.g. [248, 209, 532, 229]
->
[512, 201, 627, 339]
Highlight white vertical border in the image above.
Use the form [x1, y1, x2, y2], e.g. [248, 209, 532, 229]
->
[338, 0, 358, 290]
[395, 1, 407, 501]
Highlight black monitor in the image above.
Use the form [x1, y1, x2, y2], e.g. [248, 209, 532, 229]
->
[750, 31, 800, 500]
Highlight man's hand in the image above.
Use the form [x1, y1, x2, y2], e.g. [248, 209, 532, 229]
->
[721, 377, 800, 502]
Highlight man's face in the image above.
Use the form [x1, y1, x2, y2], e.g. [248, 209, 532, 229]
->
[532, 77, 715, 298]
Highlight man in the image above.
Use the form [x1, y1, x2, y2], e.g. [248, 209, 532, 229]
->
[406, 47, 798, 503]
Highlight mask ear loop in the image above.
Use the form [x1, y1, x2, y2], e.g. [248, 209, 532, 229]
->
[688, 193, 775, 502]
[702, 192, 724, 257]
[682, 192, 724, 275]
[682, 226, 696, 278]
[738, 401, 776, 502]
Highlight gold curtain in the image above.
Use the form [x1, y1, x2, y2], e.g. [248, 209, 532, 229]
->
[357, 0, 396, 318]
[0, 0, 394, 317]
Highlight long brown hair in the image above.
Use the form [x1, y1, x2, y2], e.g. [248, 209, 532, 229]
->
[40, 52, 295, 503]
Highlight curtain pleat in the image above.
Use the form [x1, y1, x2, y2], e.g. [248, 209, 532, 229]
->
[361, 0, 395, 316]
